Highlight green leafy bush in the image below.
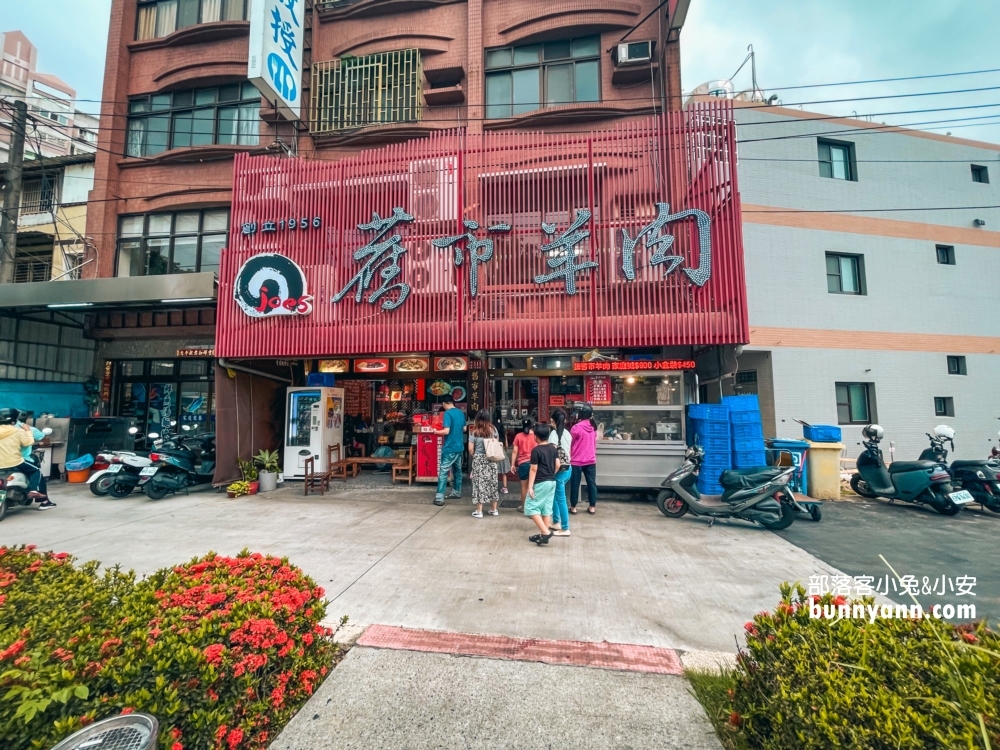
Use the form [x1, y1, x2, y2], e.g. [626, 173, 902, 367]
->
[725, 584, 999, 749]
[0, 546, 341, 750]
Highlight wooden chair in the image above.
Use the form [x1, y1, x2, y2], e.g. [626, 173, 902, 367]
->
[303, 456, 329, 496]
[329, 443, 360, 481]
[392, 448, 414, 485]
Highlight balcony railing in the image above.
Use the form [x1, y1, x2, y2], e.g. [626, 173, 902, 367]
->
[310, 49, 422, 134]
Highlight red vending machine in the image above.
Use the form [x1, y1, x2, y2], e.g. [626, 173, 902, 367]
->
[413, 412, 444, 483]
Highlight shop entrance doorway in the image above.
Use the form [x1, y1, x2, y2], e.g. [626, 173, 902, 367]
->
[493, 378, 538, 443]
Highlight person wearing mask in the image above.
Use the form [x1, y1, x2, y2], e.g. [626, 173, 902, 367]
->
[0, 408, 54, 508]
[569, 403, 599, 514]
[548, 408, 573, 535]
[468, 409, 501, 518]
[509, 418, 535, 511]
[433, 395, 467, 505]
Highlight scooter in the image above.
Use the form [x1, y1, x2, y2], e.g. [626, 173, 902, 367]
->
[88, 427, 152, 496]
[850, 424, 968, 515]
[657, 446, 798, 530]
[0, 431, 52, 521]
[918, 425, 1000, 514]
[137, 433, 216, 500]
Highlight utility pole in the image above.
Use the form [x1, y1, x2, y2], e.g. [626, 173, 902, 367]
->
[0, 100, 27, 284]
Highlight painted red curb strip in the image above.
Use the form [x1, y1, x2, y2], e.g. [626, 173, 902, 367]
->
[356, 624, 683, 676]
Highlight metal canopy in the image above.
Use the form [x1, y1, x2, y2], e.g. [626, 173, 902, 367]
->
[0, 272, 218, 311]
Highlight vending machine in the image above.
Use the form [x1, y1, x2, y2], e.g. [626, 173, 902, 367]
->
[412, 411, 444, 483]
[284, 387, 345, 479]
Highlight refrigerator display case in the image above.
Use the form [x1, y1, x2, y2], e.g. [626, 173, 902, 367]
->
[283, 387, 345, 479]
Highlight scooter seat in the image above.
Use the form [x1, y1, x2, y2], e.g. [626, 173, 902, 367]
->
[888, 460, 937, 473]
[950, 460, 993, 470]
[719, 467, 787, 489]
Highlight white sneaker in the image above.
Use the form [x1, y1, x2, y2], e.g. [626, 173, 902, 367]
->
[472, 510, 483, 518]
[488, 509, 499, 516]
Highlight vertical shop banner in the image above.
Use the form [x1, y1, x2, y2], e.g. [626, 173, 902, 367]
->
[585, 376, 612, 406]
[538, 379, 550, 424]
[248, 0, 304, 120]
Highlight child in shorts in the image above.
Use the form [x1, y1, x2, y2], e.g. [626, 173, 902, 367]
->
[525, 422, 561, 546]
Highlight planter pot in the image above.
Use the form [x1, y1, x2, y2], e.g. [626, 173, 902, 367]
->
[227, 490, 238, 498]
[249, 481, 259, 495]
[259, 471, 278, 492]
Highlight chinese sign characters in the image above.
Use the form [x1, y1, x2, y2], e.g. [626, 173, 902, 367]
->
[248, 0, 304, 119]
[238, 201, 715, 317]
[584, 376, 613, 406]
[573, 360, 696, 372]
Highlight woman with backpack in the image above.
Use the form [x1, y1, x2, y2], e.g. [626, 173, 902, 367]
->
[548, 408, 573, 536]
[468, 409, 501, 518]
[569, 403, 599, 514]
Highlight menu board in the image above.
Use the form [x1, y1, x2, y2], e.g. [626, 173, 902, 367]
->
[585, 376, 613, 406]
[341, 380, 373, 421]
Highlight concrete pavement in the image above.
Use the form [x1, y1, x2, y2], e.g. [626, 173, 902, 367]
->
[0, 480, 849, 653]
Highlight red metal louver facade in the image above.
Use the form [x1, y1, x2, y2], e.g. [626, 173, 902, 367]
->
[216, 102, 748, 358]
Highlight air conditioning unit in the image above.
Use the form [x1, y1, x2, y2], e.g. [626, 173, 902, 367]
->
[408, 157, 459, 223]
[616, 40, 654, 67]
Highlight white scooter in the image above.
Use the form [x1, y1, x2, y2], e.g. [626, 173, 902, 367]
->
[0, 428, 53, 521]
[87, 427, 153, 497]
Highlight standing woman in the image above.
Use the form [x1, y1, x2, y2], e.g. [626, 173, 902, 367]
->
[569, 403, 599, 514]
[493, 407, 511, 495]
[509, 418, 535, 511]
[469, 409, 500, 518]
[548, 408, 573, 536]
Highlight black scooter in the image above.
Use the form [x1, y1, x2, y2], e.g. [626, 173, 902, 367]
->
[136, 433, 216, 500]
[919, 427, 1000, 513]
[850, 424, 967, 515]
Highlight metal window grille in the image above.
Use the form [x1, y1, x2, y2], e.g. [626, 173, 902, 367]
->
[14, 253, 53, 283]
[20, 176, 57, 215]
[310, 49, 422, 134]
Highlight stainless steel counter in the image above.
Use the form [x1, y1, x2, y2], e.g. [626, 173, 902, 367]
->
[594, 440, 686, 489]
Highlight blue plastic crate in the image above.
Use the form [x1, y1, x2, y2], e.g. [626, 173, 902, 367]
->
[733, 450, 767, 468]
[701, 452, 733, 470]
[306, 373, 337, 387]
[730, 409, 762, 425]
[695, 435, 731, 453]
[699, 464, 727, 485]
[697, 479, 724, 496]
[690, 418, 731, 437]
[803, 424, 842, 443]
[687, 403, 730, 421]
[733, 437, 766, 452]
[731, 422, 764, 439]
[722, 394, 760, 412]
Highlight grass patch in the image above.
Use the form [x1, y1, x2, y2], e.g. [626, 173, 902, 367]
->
[687, 668, 748, 750]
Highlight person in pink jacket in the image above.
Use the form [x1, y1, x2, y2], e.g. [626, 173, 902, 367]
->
[569, 403, 599, 514]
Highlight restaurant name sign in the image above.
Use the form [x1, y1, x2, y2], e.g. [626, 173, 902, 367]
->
[573, 360, 696, 372]
[235, 202, 712, 319]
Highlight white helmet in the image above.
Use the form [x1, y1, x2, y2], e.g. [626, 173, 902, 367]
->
[863, 424, 884, 440]
[933, 425, 955, 440]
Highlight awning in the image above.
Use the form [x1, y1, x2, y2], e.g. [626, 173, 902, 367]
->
[0, 272, 218, 312]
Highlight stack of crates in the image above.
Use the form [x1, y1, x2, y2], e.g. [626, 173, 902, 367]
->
[723, 395, 766, 468]
[687, 403, 731, 495]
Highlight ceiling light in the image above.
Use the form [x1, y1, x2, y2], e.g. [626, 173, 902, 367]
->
[47, 302, 92, 309]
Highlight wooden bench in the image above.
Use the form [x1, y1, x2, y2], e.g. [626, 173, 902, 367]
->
[328, 444, 360, 482]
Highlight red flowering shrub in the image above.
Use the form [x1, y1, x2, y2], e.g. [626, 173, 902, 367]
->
[0, 547, 342, 750]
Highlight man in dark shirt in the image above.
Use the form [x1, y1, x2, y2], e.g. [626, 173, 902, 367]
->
[525, 423, 560, 545]
[434, 395, 467, 505]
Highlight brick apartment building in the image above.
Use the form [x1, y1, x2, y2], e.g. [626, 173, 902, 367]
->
[68, 0, 698, 442]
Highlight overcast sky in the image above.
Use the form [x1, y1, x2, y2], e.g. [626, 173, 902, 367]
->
[3, 0, 998, 143]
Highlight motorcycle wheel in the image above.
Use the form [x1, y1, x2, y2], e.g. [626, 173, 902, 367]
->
[757, 495, 795, 530]
[809, 504, 822, 522]
[850, 474, 879, 499]
[107, 482, 133, 499]
[90, 474, 115, 496]
[932, 499, 962, 516]
[144, 483, 169, 501]
[656, 490, 689, 518]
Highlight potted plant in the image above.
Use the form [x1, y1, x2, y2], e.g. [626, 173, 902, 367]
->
[227, 480, 250, 498]
[238, 458, 259, 494]
[254, 449, 281, 492]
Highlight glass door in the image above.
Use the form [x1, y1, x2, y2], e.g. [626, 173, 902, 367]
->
[493, 378, 538, 443]
[287, 390, 321, 446]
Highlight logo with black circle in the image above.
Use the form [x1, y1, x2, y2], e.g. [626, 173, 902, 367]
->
[234, 253, 314, 319]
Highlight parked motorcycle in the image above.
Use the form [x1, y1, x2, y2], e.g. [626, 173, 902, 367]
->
[656, 446, 797, 530]
[89, 446, 153, 497]
[0, 429, 52, 521]
[136, 433, 216, 500]
[850, 424, 968, 515]
[918, 425, 1000, 513]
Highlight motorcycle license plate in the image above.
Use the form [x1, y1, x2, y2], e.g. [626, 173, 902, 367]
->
[139, 467, 158, 477]
[107, 464, 123, 473]
[949, 490, 974, 505]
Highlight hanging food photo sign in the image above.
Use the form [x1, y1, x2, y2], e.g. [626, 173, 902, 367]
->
[434, 356, 468, 372]
[234, 254, 313, 319]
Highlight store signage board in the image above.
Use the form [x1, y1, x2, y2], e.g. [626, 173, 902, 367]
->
[434, 356, 468, 372]
[394, 357, 430, 373]
[248, 0, 304, 120]
[319, 360, 349, 373]
[234, 254, 313, 318]
[177, 348, 215, 358]
[585, 376, 613, 406]
[573, 360, 696, 372]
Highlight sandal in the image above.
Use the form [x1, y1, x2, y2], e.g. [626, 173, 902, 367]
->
[588, 506, 596, 514]
[569, 507, 577, 514]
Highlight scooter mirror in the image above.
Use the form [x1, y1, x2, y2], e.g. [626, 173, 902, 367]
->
[148, 432, 160, 439]
[41, 428, 53, 436]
